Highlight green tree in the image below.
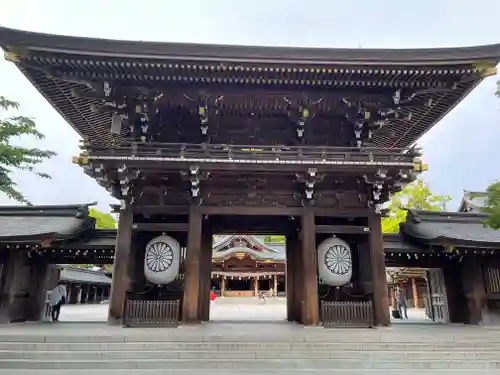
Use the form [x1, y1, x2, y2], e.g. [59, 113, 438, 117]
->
[89, 208, 116, 229]
[482, 181, 500, 229]
[263, 235, 285, 243]
[381, 178, 451, 233]
[0, 96, 56, 204]
[73, 209, 116, 270]
[485, 82, 500, 229]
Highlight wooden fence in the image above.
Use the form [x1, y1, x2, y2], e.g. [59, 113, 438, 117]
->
[122, 299, 180, 327]
[321, 301, 374, 328]
[485, 267, 500, 295]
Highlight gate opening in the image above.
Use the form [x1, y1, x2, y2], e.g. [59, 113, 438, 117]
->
[387, 267, 449, 324]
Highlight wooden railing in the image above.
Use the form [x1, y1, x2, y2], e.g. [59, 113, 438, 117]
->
[122, 299, 180, 327]
[485, 267, 500, 295]
[321, 300, 374, 328]
[83, 142, 417, 165]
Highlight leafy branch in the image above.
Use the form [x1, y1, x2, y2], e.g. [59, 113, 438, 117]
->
[0, 96, 56, 204]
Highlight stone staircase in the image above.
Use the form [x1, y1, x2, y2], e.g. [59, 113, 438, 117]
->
[0, 322, 499, 373]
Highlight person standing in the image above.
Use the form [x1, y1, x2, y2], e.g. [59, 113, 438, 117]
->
[210, 287, 217, 303]
[395, 286, 408, 319]
[49, 284, 67, 322]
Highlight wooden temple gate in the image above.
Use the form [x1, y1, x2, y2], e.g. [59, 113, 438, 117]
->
[1, 26, 500, 328]
[107, 206, 391, 327]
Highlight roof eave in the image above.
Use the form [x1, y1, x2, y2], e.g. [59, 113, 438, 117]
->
[2, 26, 500, 66]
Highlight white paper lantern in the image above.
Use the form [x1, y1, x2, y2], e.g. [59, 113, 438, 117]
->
[317, 236, 352, 286]
[144, 235, 180, 285]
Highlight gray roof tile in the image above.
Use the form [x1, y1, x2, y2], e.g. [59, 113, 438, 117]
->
[60, 266, 112, 284]
[401, 209, 500, 246]
[0, 204, 95, 242]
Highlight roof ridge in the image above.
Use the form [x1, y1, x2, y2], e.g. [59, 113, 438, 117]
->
[2, 26, 500, 64]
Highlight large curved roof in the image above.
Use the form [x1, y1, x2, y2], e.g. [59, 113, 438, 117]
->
[1, 27, 500, 64]
[1, 26, 500, 148]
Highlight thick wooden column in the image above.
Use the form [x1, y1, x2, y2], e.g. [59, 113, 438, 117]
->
[285, 233, 297, 321]
[301, 209, 319, 325]
[182, 207, 203, 323]
[0, 252, 25, 324]
[411, 278, 419, 308]
[220, 276, 225, 297]
[107, 207, 133, 325]
[368, 214, 390, 326]
[254, 277, 259, 296]
[461, 258, 487, 325]
[26, 263, 59, 321]
[199, 227, 213, 322]
[358, 242, 373, 296]
[128, 233, 146, 294]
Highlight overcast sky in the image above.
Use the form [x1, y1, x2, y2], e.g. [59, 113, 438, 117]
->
[1, 0, 499, 212]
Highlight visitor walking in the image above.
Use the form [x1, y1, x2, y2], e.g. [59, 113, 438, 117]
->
[49, 284, 67, 322]
[258, 291, 267, 304]
[395, 286, 408, 319]
[210, 287, 217, 303]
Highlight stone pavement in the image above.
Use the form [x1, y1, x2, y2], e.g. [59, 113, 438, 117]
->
[1, 371, 499, 375]
[59, 297, 431, 323]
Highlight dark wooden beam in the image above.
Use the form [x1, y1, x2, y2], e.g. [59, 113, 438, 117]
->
[132, 222, 188, 232]
[315, 225, 370, 234]
[131, 205, 189, 215]
[201, 205, 299, 216]
[89, 160, 410, 174]
[129, 204, 373, 218]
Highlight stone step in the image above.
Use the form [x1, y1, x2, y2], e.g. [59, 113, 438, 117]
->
[1, 349, 499, 361]
[2, 371, 500, 375]
[2, 341, 500, 351]
[0, 358, 499, 370]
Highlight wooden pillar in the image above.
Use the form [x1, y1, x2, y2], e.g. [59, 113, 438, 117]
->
[77, 286, 82, 304]
[128, 233, 146, 294]
[220, 276, 225, 297]
[254, 276, 259, 296]
[411, 278, 419, 308]
[301, 208, 319, 325]
[285, 233, 296, 321]
[26, 263, 59, 321]
[273, 274, 278, 297]
[107, 207, 133, 325]
[181, 207, 203, 323]
[0, 252, 25, 324]
[368, 214, 390, 326]
[461, 258, 487, 325]
[199, 227, 213, 322]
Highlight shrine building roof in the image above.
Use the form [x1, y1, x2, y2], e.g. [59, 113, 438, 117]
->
[400, 209, 500, 248]
[0, 203, 95, 244]
[212, 235, 286, 261]
[1, 26, 500, 148]
[60, 266, 112, 285]
[457, 190, 488, 212]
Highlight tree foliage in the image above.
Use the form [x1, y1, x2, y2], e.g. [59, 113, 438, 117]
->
[263, 235, 285, 243]
[0, 96, 56, 204]
[486, 82, 500, 229]
[89, 208, 116, 229]
[482, 181, 500, 229]
[381, 178, 451, 233]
